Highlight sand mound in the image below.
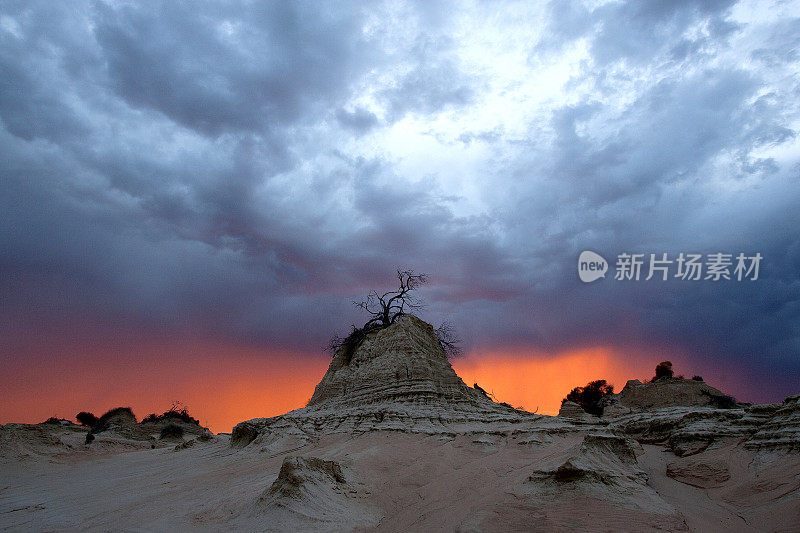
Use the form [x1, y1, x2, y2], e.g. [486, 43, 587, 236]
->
[4, 315, 799, 531]
[528, 434, 646, 492]
[256, 455, 380, 530]
[522, 433, 686, 530]
[0, 423, 83, 463]
[83, 407, 212, 447]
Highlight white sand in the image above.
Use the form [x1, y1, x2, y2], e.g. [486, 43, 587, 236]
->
[2, 425, 798, 532]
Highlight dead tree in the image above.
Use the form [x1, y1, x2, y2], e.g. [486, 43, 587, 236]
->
[354, 269, 428, 329]
[435, 320, 462, 359]
[328, 270, 462, 365]
[327, 269, 428, 361]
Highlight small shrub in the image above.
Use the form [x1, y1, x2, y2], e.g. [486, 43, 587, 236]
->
[76, 411, 99, 427]
[160, 424, 184, 440]
[85, 433, 95, 444]
[692, 375, 704, 381]
[91, 407, 136, 434]
[164, 408, 198, 424]
[42, 417, 63, 425]
[141, 405, 200, 426]
[653, 361, 674, 381]
[327, 323, 381, 364]
[564, 380, 615, 416]
[701, 390, 737, 409]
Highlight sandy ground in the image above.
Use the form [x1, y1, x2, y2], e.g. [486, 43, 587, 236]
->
[2, 427, 798, 532]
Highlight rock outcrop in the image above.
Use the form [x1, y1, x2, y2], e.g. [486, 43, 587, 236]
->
[558, 400, 596, 422]
[606, 377, 736, 414]
[233, 315, 555, 445]
[523, 433, 685, 527]
[223, 315, 800, 530]
[665, 457, 731, 488]
[605, 396, 800, 456]
[3, 313, 800, 532]
[743, 394, 800, 450]
[308, 314, 507, 410]
[233, 315, 800, 462]
[0, 423, 85, 463]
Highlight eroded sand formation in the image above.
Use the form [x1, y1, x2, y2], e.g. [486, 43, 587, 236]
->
[2, 314, 799, 531]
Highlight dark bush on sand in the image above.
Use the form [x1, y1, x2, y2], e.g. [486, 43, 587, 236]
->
[563, 380, 614, 416]
[159, 424, 184, 440]
[653, 361, 674, 381]
[76, 411, 99, 427]
[141, 403, 200, 426]
[90, 407, 136, 434]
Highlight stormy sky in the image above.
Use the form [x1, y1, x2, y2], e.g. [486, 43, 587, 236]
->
[2, 0, 800, 422]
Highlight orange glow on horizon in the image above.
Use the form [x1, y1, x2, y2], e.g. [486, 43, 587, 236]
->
[453, 348, 655, 415]
[0, 341, 330, 434]
[1, 340, 749, 433]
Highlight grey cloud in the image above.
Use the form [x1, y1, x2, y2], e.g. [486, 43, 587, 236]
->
[0, 2, 94, 143]
[335, 107, 379, 134]
[383, 61, 474, 120]
[537, 0, 738, 66]
[381, 35, 476, 121]
[1, 0, 799, 404]
[94, 1, 371, 136]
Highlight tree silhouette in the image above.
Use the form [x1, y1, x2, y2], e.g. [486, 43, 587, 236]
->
[328, 269, 428, 361]
[435, 320, 462, 359]
[354, 269, 427, 329]
[564, 379, 614, 416]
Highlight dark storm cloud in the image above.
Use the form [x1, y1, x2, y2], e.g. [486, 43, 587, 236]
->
[414, 1, 799, 396]
[93, 2, 369, 136]
[464, 0, 800, 395]
[1, 1, 799, 399]
[0, 0, 491, 350]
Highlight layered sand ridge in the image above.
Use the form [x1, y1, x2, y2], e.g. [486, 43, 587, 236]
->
[232, 315, 800, 456]
[307, 314, 499, 409]
[232, 315, 558, 446]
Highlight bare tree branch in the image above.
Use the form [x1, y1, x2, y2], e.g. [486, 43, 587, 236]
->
[353, 269, 428, 328]
[434, 321, 463, 359]
[327, 269, 430, 362]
